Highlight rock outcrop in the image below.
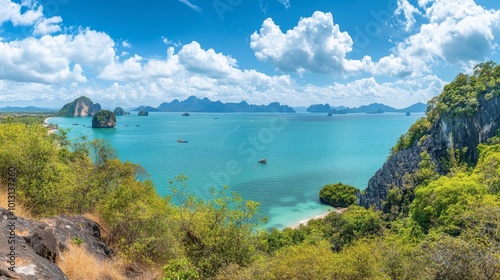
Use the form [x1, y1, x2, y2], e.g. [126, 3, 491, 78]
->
[57, 96, 101, 117]
[138, 110, 149, 116]
[360, 94, 500, 210]
[0, 208, 113, 279]
[92, 110, 116, 128]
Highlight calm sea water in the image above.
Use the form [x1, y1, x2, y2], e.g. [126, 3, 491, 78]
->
[48, 112, 422, 229]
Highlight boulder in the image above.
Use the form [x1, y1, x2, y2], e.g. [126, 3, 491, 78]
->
[0, 208, 113, 279]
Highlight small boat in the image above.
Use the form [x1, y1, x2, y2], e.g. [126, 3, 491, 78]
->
[177, 139, 188, 143]
[72, 123, 79, 126]
[258, 159, 267, 164]
[182, 113, 190, 116]
[136, 124, 140, 126]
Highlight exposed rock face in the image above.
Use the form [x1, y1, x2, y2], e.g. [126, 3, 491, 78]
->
[360, 94, 500, 210]
[0, 208, 113, 279]
[58, 96, 101, 117]
[359, 144, 422, 209]
[92, 110, 116, 128]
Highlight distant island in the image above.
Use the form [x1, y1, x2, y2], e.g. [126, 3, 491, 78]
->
[307, 102, 427, 114]
[0, 106, 56, 113]
[133, 96, 295, 113]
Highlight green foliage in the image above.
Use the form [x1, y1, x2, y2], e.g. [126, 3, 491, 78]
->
[162, 258, 199, 280]
[411, 173, 487, 234]
[0, 113, 52, 125]
[429, 62, 500, 118]
[91, 110, 116, 128]
[475, 143, 500, 194]
[392, 117, 432, 153]
[170, 177, 265, 278]
[71, 237, 84, 246]
[320, 206, 384, 251]
[319, 183, 358, 207]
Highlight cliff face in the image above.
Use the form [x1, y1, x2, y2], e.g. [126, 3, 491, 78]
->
[58, 97, 101, 117]
[361, 94, 500, 210]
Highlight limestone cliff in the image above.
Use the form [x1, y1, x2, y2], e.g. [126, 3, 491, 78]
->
[57, 96, 101, 117]
[360, 73, 500, 210]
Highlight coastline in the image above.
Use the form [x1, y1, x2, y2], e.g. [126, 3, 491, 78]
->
[43, 117, 58, 134]
[289, 208, 346, 229]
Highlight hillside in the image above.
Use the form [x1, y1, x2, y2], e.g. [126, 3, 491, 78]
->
[360, 61, 500, 210]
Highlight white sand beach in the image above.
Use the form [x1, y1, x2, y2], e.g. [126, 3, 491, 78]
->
[289, 208, 347, 229]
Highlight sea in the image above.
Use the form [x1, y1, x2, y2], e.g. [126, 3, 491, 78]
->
[48, 112, 423, 229]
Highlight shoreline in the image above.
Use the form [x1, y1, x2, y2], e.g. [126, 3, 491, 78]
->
[289, 208, 347, 229]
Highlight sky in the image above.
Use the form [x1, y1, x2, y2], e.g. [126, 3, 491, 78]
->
[1, 0, 500, 109]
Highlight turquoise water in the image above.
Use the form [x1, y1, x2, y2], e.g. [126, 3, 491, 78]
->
[48, 112, 422, 229]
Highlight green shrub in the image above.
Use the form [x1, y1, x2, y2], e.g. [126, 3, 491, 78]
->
[319, 183, 358, 208]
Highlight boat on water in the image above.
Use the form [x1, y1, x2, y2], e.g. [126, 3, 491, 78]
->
[258, 159, 267, 164]
[177, 139, 188, 143]
[72, 123, 79, 125]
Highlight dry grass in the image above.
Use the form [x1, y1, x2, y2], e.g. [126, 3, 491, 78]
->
[58, 242, 127, 280]
[0, 185, 34, 220]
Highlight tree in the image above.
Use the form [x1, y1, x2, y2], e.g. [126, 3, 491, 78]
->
[319, 183, 358, 208]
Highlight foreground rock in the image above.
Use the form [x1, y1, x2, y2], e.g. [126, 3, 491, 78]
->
[0, 208, 113, 279]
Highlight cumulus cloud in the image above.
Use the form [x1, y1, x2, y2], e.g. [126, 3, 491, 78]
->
[0, 28, 115, 83]
[33, 16, 62, 36]
[0, 0, 43, 26]
[386, 0, 500, 74]
[98, 41, 292, 101]
[250, 11, 360, 74]
[394, 0, 421, 31]
[303, 75, 447, 107]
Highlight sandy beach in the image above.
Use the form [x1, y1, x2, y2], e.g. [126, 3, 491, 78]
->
[289, 208, 347, 229]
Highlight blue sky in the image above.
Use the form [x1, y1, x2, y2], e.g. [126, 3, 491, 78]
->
[1, 0, 500, 108]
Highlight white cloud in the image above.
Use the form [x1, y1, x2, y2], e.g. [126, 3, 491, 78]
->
[179, 0, 201, 12]
[0, 0, 43, 26]
[122, 40, 131, 48]
[250, 12, 359, 74]
[276, 0, 290, 9]
[394, 0, 421, 31]
[162, 36, 181, 47]
[98, 41, 292, 102]
[383, 0, 500, 75]
[302, 75, 447, 107]
[0, 28, 115, 83]
[33, 16, 62, 36]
